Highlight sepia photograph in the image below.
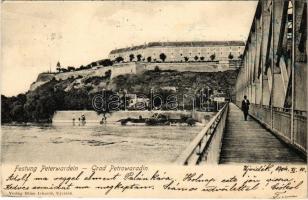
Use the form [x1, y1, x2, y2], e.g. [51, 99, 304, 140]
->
[1, 0, 307, 198]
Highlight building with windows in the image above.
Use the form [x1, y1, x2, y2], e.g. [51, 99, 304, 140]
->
[109, 41, 245, 63]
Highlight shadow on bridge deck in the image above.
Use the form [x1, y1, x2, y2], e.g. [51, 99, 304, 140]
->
[219, 103, 306, 164]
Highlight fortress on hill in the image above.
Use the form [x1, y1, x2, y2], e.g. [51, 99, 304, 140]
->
[30, 41, 245, 91]
[108, 41, 245, 63]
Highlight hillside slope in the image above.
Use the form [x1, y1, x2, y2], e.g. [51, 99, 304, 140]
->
[110, 69, 239, 97]
[1, 69, 239, 123]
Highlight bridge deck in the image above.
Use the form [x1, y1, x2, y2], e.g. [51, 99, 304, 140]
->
[219, 103, 305, 164]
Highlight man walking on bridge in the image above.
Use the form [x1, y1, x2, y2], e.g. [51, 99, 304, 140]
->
[241, 95, 250, 121]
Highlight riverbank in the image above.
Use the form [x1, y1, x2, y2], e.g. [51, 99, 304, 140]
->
[52, 110, 216, 125]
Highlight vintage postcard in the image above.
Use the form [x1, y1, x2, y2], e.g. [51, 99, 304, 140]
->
[1, 0, 307, 198]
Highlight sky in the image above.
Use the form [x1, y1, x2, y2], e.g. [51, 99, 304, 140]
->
[1, 1, 258, 96]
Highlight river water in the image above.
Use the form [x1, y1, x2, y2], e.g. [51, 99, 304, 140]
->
[1, 124, 202, 164]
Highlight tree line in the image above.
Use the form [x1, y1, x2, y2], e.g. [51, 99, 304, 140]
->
[1, 77, 114, 123]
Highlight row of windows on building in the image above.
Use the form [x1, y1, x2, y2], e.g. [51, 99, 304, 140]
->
[110, 51, 242, 60]
[110, 49, 243, 56]
[110, 46, 243, 56]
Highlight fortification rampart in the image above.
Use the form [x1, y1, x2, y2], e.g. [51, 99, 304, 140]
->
[30, 62, 146, 91]
[109, 41, 245, 63]
[142, 61, 236, 72]
[30, 61, 239, 91]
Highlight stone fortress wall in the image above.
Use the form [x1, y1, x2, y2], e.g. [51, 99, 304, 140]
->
[30, 41, 245, 91]
[30, 60, 241, 91]
[108, 41, 245, 63]
[142, 61, 238, 72]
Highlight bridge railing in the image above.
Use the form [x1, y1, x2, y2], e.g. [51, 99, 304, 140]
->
[175, 103, 229, 165]
[235, 101, 307, 154]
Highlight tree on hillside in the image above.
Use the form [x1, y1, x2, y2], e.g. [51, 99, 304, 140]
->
[1, 95, 12, 123]
[9, 94, 27, 122]
[129, 54, 135, 62]
[159, 53, 167, 62]
[100, 59, 113, 66]
[238, 54, 243, 59]
[77, 65, 85, 71]
[137, 54, 142, 62]
[115, 56, 124, 63]
[210, 53, 216, 61]
[23, 81, 62, 122]
[154, 66, 160, 72]
[91, 62, 98, 67]
[228, 53, 234, 60]
[67, 66, 75, 71]
[60, 68, 69, 73]
[147, 56, 152, 62]
[200, 56, 205, 61]
[105, 70, 112, 78]
[194, 56, 199, 61]
[184, 57, 189, 62]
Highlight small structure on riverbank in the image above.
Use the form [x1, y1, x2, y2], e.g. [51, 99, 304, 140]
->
[52, 110, 216, 125]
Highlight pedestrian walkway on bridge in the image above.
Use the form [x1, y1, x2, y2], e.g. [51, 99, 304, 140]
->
[219, 103, 306, 164]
